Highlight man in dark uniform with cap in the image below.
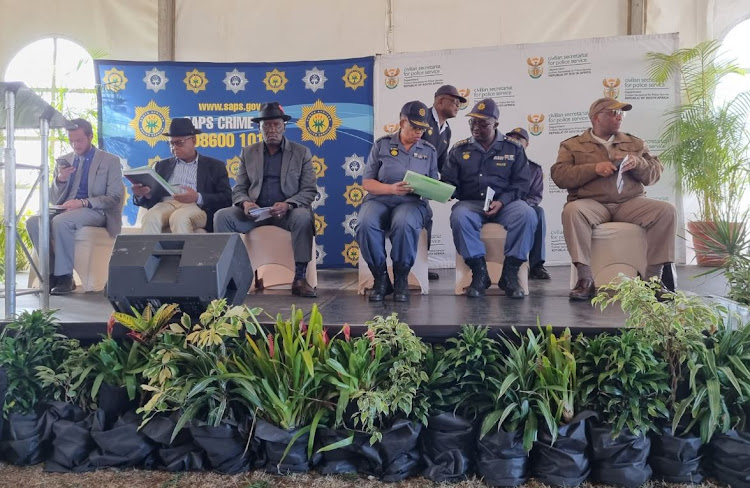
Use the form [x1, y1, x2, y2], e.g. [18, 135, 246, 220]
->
[422, 84, 467, 281]
[442, 98, 537, 299]
[213, 102, 318, 298]
[356, 101, 438, 302]
[506, 127, 550, 280]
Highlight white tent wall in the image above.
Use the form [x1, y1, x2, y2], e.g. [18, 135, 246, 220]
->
[0, 0, 158, 78]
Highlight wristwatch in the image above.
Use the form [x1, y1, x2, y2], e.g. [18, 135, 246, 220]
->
[287, 202, 297, 210]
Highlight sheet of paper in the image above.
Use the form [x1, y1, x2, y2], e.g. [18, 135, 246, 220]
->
[483, 186, 496, 211]
[616, 155, 629, 194]
[249, 206, 273, 222]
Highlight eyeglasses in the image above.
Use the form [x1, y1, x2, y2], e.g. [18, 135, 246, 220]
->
[469, 119, 493, 129]
[599, 109, 626, 118]
[169, 138, 193, 147]
[440, 97, 461, 107]
[409, 124, 427, 133]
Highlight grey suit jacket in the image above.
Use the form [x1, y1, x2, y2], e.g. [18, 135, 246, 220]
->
[51, 147, 124, 237]
[232, 138, 317, 209]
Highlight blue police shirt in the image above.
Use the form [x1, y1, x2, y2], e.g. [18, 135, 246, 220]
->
[363, 132, 438, 205]
[441, 131, 530, 206]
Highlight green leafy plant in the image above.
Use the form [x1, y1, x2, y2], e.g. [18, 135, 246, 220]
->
[111, 303, 180, 345]
[480, 327, 544, 452]
[534, 326, 579, 444]
[138, 300, 261, 441]
[86, 337, 146, 403]
[577, 330, 670, 437]
[36, 346, 93, 410]
[647, 40, 750, 223]
[438, 325, 501, 420]
[0, 310, 79, 415]
[323, 313, 429, 444]
[0, 210, 34, 280]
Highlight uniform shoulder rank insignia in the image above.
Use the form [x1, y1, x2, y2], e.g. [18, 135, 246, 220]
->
[454, 138, 470, 147]
[421, 139, 436, 151]
[504, 136, 522, 147]
[375, 135, 391, 143]
[390, 148, 399, 156]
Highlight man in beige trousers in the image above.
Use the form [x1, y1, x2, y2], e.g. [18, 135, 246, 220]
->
[551, 97, 676, 300]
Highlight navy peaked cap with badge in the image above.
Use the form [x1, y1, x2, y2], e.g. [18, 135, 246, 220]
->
[506, 127, 529, 141]
[467, 98, 500, 120]
[400, 100, 431, 129]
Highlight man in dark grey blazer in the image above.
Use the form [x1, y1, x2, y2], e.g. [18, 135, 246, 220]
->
[27, 118, 124, 294]
[213, 102, 318, 297]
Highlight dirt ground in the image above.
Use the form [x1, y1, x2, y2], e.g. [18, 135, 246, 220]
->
[0, 465, 725, 488]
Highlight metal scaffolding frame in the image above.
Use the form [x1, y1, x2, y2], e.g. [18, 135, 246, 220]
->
[1, 82, 69, 319]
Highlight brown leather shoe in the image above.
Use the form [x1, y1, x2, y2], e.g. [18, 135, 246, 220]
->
[569, 278, 595, 301]
[292, 278, 317, 298]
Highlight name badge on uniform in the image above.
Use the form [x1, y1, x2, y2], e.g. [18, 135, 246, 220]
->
[493, 154, 515, 161]
[413, 152, 428, 160]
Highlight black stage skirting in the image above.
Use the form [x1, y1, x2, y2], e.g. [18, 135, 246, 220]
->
[1, 265, 725, 343]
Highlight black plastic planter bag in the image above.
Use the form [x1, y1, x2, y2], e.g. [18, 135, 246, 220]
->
[709, 430, 750, 488]
[476, 427, 528, 487]
[44, 402, 94, 472]
[531, 411, 596, 487]
[421, 412, 474, 482]
[0, 407, 54, 465]
[648, 426, 703, 483]
[317, 428, 382, 475]
[378, 419, 422, 482]
[96, 383, 134, 420]
[140, 412, 205, 472]
[589, 424, 652, 488]
[190, 418, 251, 474]
[89, 410, 154, 468]
[254, 419, 320, 474]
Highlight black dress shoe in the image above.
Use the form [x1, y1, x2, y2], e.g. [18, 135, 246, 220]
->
[529, 264, 551, 280]
[569, 278, 595, 301]
[428, 271, 439, 281]
[292, 278, 317, 298]
[50, 275, 76, 295]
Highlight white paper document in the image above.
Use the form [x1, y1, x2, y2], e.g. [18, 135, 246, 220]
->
[483, 186, 496, 211]
[616, 155, 629, 194]
[249, 207, 274, 222]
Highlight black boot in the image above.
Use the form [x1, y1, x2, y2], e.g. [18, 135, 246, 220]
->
[464, 257, 491, 298]
[501, 257, 525, 299]
[393, 265, 411, 302]
[368, 264, 392, 302]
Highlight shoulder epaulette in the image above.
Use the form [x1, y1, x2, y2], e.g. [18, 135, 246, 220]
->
[375, 135, 392, 143]
[504, 136, 522, 147]
[453, 138, 470, 147]
[420, 139, 436, 151]
[624, 132, 642, 141]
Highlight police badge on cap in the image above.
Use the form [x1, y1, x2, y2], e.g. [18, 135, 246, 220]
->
[467, 98, 500, 119]
[400, 101, 431, 129]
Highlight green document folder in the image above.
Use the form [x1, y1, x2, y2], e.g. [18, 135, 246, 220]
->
[403, 170, 456, 203]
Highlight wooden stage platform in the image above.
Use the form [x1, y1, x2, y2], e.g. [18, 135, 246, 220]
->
[1, 265, 726, 342]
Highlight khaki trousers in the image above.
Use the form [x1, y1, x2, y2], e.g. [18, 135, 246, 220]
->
[561, 197, 676, 266]
[141, 200, 207, 234]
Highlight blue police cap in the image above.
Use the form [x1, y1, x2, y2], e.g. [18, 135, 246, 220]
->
[467, 98, 499, 120]
[400, 100, 431, 129]
[505, 127, 529, 141]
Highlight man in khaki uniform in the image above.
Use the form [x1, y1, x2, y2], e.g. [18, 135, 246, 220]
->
[551, 97, 676, 300]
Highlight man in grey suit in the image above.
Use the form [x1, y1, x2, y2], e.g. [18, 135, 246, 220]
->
[27, 118, 124, 294]
[213, 102, 318, 298]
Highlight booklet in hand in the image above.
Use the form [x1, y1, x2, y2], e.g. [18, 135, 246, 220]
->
[403, 171, 456, 203]
[123, 167, 176, 196]
[248, 207, 273, 222]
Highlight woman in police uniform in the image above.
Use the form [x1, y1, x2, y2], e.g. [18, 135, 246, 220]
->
[356, 101, 438, 302]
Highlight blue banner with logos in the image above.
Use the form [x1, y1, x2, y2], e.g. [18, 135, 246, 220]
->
[95, 57, 373, 268]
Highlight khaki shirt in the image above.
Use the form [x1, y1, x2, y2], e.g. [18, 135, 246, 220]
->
[551, 129, 663, 204]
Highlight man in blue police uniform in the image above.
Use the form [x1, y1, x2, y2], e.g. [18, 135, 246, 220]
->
[357, 101, 439, 302]
[422, 84, 467, 282]
[506, 127, 550, 280]
[442, 98, 537, 299]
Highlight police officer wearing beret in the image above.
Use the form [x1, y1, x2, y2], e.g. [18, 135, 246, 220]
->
[506, 127, 550, 280]
[442, 98, 537, 299]
[356, 101, 439, 302]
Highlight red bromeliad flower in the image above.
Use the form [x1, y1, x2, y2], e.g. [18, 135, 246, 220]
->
[365, 328, 375, 342]
[268, 333, 275, 358]
[300, 320, 308, 335]
[321, 328, 329, 345]
[342, 323, 351, 341]
[107, 314, 116, 338]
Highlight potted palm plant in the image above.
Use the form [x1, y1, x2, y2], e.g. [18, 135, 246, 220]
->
[646, 40, 750, 266]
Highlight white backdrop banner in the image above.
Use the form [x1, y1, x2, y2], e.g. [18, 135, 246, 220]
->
[374, 33, 680, 268]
